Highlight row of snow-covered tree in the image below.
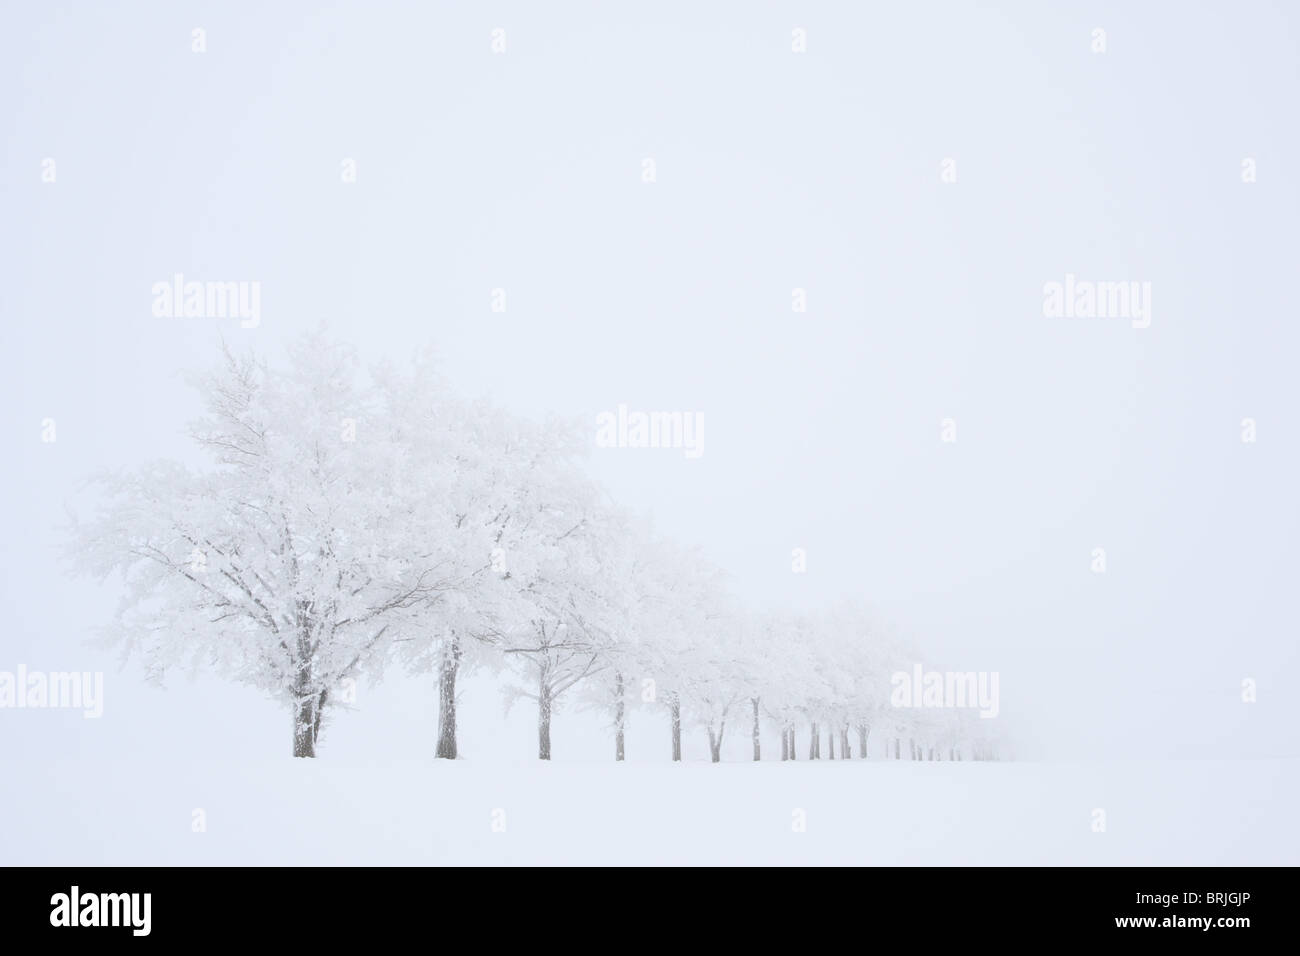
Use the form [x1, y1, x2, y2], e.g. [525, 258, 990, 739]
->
[68, 333, 1001, 761]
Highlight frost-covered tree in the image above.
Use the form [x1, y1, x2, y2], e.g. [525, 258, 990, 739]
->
[68, 335, 464, 757]
[490, 473, 628, 760]
[574, 517, 661, 761]
[752, 611, 816, 761]
[676, 602, 748, 764]
[630, 541, 728, 761]
[375, 356, 585, 759]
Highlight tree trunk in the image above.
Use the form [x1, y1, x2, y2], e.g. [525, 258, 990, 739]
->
[614, 672, 625, 762]
[828, 728, 836, 759]
[670, 694, 682, 762]
[538, 678, 552, 761]
[809, 722, 818, 759]
[841, 726, 851, 759]
[707, 723, 724, 763]
[292, 693, 318, 758]
[859, 724, 869, 759]
[291, 623, 322, 757]
[435, 636, 460, 759]
[780, 726, 789, 761]
[751, 698, 761, 761]
[311, 688, 328, 749]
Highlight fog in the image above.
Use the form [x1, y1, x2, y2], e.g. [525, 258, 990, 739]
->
[2, 1, 1297, 769]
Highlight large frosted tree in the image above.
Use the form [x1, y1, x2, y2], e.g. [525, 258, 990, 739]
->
[68, 335, 464, 757]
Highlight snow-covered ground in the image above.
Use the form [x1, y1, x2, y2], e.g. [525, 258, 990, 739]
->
[4, 757, 1295, 866]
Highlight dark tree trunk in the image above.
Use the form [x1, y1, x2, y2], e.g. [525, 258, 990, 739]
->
[828, 728, 836, 759]
[311, 688, 328, 749]
[708, 722, 725, 763]
[858, 724, 869, 759]
[841, 726, 851, 759]
[751, 698, 761, 761]
[292, 693, 319, 758]
[435, 636, 461, 759]
[670, 695, 682, 762]
[538, 677, 552, 761]
[788, 725, 796, 760]
[614, 672, 625, 762]
[780, 726, 789, 761]
[809, 722, 818, 759]
[291, 621, 323, 757]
